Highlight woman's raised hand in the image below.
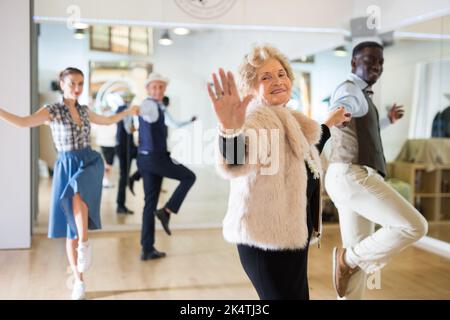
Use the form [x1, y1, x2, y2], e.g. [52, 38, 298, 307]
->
[207, 68, 253, 130]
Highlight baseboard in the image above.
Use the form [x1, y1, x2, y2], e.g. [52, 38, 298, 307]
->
[414, 236, 450, 259]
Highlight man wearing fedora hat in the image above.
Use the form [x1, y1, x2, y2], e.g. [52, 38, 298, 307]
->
[136, 72, 197, 260]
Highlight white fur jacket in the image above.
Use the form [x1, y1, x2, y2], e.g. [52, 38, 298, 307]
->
[216, 104, 324, 251]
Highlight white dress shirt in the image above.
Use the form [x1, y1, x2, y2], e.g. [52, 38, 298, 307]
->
[330, 73, 391, 130]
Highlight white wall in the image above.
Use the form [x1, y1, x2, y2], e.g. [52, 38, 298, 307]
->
[352, 0, 450, 32]
[293, 49, 351, 122]
[34, 0, 353, 31]
[0, 0, 31, 249]
[35, 0, 450, 37]
[152, 28, 346, 127]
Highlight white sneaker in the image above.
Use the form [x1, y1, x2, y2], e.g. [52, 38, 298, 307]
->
[71, 280, 86, 300]
[77, 242, 92, 273]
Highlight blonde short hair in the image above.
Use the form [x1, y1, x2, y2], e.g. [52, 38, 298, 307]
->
[238, 45, 295, 96]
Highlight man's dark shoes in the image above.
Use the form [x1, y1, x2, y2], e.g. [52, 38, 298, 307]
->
[141, 249, 166, 261]
[155, 208, 172, 236]
[117, 206, 134, 214]
[128, 176, 136, 196]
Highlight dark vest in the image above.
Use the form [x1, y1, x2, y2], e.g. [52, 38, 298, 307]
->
[355, 87, 387, 177]
[138, 98, 168, 153]
[329, 80, 386, 177]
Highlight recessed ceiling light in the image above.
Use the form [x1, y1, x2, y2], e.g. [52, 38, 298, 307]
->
[173, 27, 190, 36]
[334, 46, 348, 57]
[73, 22, 89, 29]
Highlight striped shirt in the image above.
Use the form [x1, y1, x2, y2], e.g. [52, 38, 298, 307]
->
[45, 101, 91, 152]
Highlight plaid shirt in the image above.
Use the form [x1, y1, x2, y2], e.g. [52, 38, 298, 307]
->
[45, 101, 91, 152]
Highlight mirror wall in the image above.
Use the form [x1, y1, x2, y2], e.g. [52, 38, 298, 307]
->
[382, 15, 450, 243]
[34, 17, 450, 245]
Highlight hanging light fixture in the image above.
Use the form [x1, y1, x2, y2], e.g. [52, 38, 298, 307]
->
[73, 29, 86, 40]
[159, 30, 173, 46]
[334, 46, 348, 57]
[173, 27, 191, 36]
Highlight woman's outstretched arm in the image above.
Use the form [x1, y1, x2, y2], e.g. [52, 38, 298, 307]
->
[88, 105, 139, 125]
[0, 106, 50, 128]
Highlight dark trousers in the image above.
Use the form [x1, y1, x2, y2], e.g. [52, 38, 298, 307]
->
[116, 147, 133, 208]
[237, 207, 314, 300]
[237, 244, 310, 300]
[137, 152, 196, 250]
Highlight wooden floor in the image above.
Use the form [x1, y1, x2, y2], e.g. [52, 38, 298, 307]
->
[0, 226, 449, 300]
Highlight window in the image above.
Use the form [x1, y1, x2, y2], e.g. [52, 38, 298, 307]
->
[90, 25, 153, 56]
[90, 25, 111, 51]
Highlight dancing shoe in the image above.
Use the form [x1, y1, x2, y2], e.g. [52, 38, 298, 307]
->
[71, 280, 86, 300]
[141, 248, 166, 261]
[333, 247, 359, 298]
[155, 208, 171, 236]
[128, 177, 136, 195]
[117, 206, 134, 214]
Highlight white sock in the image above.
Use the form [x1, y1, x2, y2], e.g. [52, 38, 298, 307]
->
[344, 249, 358, 269]
[78, 240, 89, 248]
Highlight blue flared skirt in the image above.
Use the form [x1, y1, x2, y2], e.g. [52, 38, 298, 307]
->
[48, 147, 104, 239]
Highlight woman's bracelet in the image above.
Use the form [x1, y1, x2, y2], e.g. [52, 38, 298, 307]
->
[218, 126, 243, 139]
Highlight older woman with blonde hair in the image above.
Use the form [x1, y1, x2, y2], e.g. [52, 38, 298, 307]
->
[207, 45, 351, 300]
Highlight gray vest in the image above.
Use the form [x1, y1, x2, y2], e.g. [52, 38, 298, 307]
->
[329, 80, 386, 177]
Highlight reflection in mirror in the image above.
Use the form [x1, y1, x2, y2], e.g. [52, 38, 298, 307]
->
[381, 15, 450, 244]
[35, 19, 449, 246]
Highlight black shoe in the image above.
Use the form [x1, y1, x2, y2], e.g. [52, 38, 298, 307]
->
[155, 208, 172, 236]
[140, 249, 166, 261]
[116, 206, 134, 214]
[128, 177, 136, 196]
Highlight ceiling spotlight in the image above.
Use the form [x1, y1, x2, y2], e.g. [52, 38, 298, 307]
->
[334, 46, 348, 57]
[173, 27, 191, 36]
[73, 29, 86, 40]
[159, 30, 173, 46]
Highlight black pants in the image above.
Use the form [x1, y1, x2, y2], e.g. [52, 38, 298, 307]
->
[137, 152, 196, 250]
[101, 146, 115, 165]
[237, 206, 314, 300]
[237, 244, 310, 300]
[116, 146, 135, 208]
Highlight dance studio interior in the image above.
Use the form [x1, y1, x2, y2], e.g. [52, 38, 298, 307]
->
[0, 0, 449, 302]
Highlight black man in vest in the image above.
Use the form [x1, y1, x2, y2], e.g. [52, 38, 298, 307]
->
[325, 41, 428, 299]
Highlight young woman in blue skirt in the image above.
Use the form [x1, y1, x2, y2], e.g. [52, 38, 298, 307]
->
[0, 67, 138, 299]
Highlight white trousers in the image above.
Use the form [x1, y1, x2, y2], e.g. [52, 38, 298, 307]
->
[325, 163, 428, 300]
